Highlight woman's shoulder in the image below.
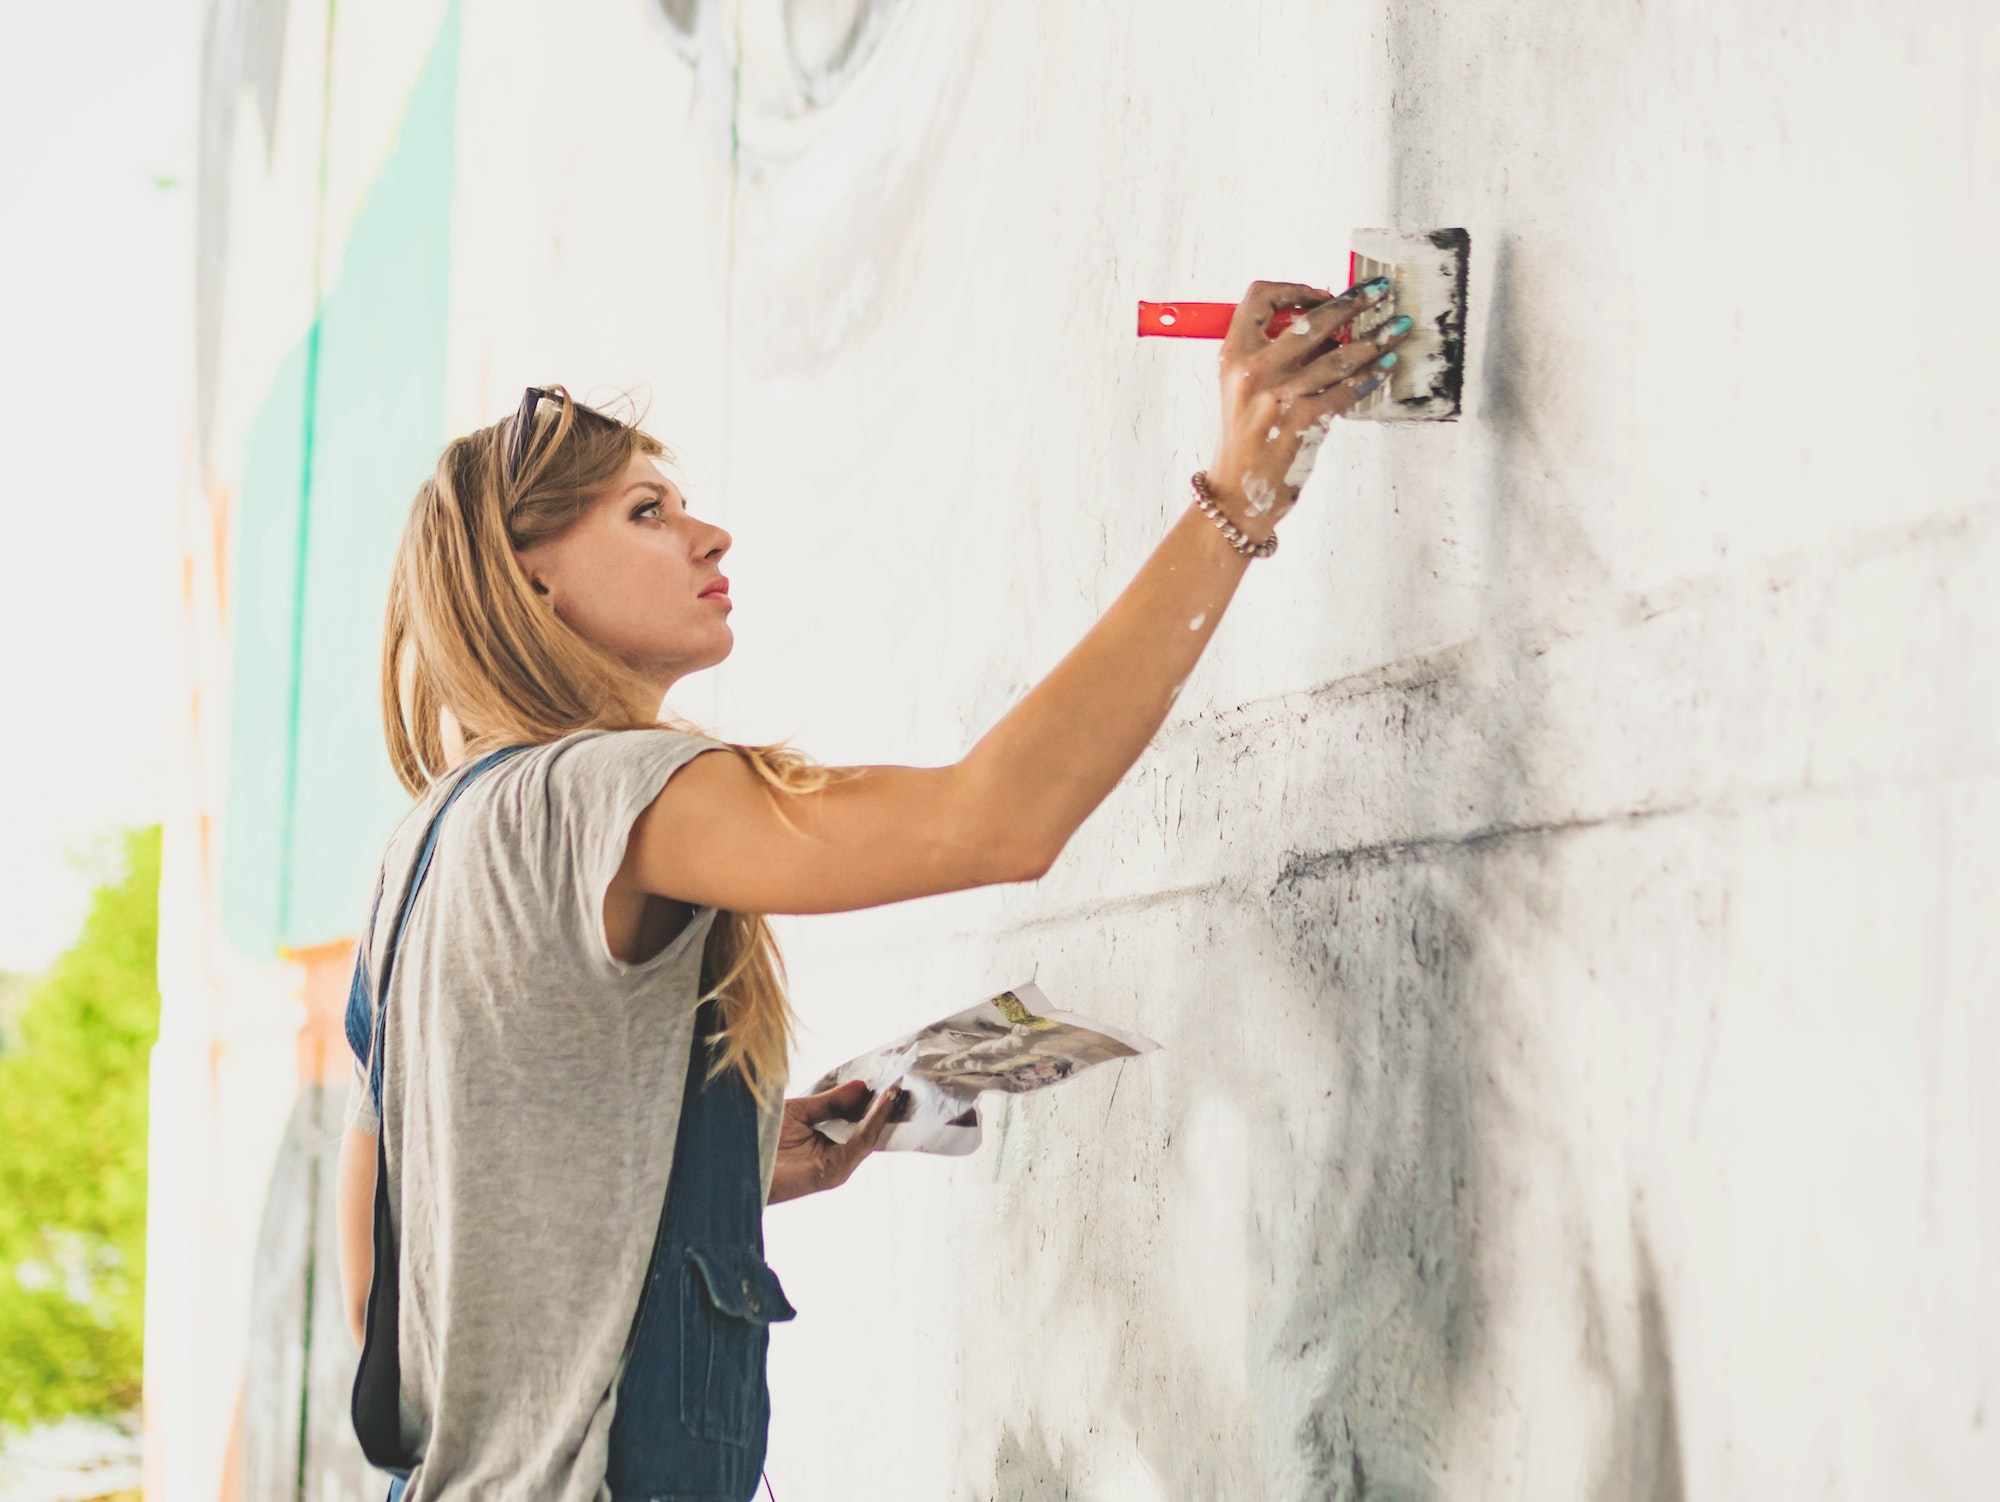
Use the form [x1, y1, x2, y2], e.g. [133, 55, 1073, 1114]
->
[515, 725, 732, 836]
[530, 724, 730, 782]
[368, 727, 728, 889]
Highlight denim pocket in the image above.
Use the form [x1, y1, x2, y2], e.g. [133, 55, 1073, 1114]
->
[678, 1245, 796, 1445]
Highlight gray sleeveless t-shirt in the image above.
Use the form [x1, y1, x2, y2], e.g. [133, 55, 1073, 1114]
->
[343, 728, 784, 1502]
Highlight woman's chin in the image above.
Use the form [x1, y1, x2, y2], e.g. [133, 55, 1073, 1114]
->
[621, 630, 733, 697]
[679, 628, 734, 676]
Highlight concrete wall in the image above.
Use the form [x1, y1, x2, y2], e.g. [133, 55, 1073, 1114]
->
[162, 1, 2000, 1498]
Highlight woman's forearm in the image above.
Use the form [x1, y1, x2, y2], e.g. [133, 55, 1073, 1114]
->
[957, 281, 1406, 877]
[958, 501, 1252, 873]
[336, 1126, 377, 1346]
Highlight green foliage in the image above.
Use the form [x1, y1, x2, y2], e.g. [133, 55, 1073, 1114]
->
[0, 971, 31, 1050]
[0, 828, 161, 1430]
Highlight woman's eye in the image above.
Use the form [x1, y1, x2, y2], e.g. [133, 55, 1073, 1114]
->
[634, 502, 662, 522]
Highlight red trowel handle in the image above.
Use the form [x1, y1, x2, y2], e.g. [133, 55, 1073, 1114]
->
[1136, 301, 1242, 338]
[1136, 294, 1357, 341]
[1140, 254, 1366, 340]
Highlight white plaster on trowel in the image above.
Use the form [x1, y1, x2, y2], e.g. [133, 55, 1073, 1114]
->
[1345, 229, 1466, 422]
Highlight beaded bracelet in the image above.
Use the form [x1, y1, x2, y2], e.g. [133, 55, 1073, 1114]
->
[1189, 472, 1279, 559]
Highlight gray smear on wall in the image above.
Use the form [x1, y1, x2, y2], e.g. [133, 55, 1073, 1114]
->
[1271, 856, 1488, 1501]
[196, 0, 291, 465]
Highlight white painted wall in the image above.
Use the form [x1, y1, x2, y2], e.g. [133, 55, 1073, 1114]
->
[181, 1, 2000, 1498]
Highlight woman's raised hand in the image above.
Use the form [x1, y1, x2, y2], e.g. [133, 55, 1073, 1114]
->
[1204, 279, 1411, 535]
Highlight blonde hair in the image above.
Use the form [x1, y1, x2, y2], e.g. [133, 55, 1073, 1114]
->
[382, 387, 819, 1100]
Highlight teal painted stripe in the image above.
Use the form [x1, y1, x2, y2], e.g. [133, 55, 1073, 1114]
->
[221, 338, 311, 955]
[223, 0, 462, 956]
[275, 308, 323, 944]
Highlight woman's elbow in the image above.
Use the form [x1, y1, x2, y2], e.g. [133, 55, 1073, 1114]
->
[968, 826, 1059, 885]
[1006, 841, 1058, 883]
[938, 767, 1061, 887]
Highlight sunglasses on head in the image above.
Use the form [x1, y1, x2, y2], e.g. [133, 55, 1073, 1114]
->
[504, 386, 628, 489]
[504, 386, 561, 486]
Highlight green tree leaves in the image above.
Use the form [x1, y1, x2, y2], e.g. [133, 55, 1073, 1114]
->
[0, 827, 161, 1429]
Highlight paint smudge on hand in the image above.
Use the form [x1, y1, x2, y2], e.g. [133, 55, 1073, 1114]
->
[1287, 313, 1315, 336]
[1189, 612, 1207, 631]
[1243, 476, 1278, 517]
[1282, 411, 1337, 489]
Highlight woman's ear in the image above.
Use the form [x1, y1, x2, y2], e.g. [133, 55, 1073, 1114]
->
[515, 545, 555, 599]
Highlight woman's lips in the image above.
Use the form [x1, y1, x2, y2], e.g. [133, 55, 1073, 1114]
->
[699, 576, 730, 601]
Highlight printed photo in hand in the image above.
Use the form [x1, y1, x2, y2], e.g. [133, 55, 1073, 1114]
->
[810, 983, 1160, 1156]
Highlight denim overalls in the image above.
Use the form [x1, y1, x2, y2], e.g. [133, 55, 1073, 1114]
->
[352, 750, 793, 1502]
[605, 996, 795, 1501]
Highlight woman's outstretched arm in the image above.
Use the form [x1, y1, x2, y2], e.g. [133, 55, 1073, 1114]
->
[624, 279, 1407, 916]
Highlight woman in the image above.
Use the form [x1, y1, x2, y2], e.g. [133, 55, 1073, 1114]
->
[335, 279, 1409, 1501]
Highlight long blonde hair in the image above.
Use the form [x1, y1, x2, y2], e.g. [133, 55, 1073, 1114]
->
[382, 387, 819, 1100]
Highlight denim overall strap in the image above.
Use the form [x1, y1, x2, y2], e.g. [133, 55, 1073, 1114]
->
[606, 1000, 796, 1502]
[343, 746, 528, 1117]
[345, 745, 528, 1487]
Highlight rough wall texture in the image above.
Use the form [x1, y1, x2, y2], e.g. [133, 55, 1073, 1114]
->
[718, 5, 1999, 1498]
[161, 1, 1999, 1499]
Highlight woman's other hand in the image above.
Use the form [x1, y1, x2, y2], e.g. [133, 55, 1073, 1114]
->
[768, 1078, 904, 1204]
[1205, 279, 1411, 534]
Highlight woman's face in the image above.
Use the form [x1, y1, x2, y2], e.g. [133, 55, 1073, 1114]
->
[515, 451, 734, 694]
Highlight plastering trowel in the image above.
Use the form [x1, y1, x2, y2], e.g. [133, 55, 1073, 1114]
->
[1137, 227, 1470, 422]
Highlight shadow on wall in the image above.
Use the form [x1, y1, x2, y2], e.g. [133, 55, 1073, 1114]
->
[1267, 788, 1686, 1502]
[1585, 1239, 1685, 1502]
[1252, 230, 1685, 1501]
[1267, 847, 1489, 1502]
